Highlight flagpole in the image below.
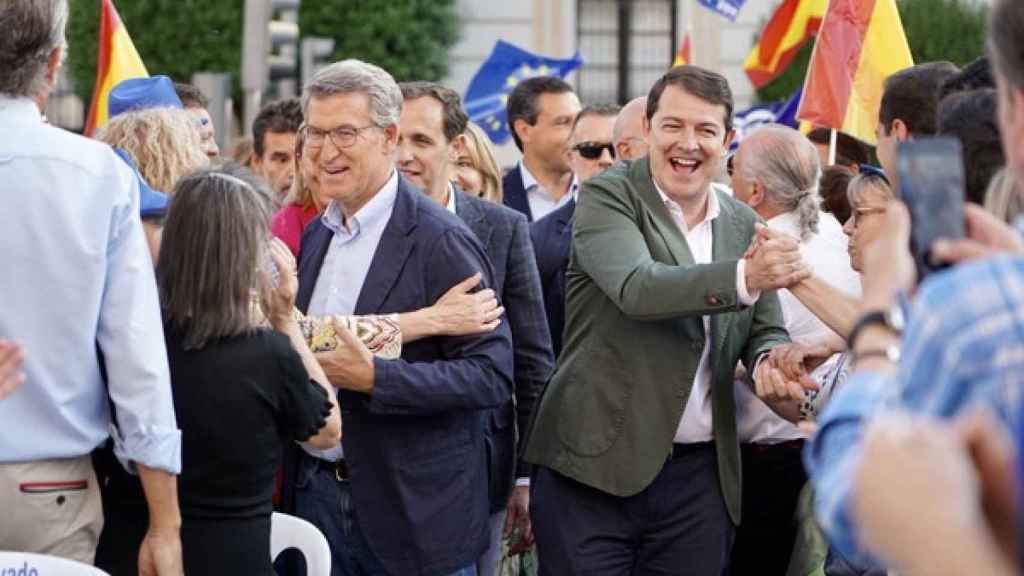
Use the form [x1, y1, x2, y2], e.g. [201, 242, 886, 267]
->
[688, 0, 696, 64]
[828, 128, 838, 166]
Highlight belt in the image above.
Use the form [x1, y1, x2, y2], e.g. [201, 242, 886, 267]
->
[671, 441, 714, 458]
[741, 439, 805, 455]
[318, 458, 349, 482]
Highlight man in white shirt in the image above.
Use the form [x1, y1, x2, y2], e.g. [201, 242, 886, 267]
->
[502, 77, 581, 222]
[0, 1, 182, 571]
[729, 124, 861, 575]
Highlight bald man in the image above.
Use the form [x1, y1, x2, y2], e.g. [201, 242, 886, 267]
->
[612, 96, 648, 161]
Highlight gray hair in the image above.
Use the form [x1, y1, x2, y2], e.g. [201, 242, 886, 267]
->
[739, 124, 821, 240]
[0, 0, 68, 98]
[846, 172, 895, 208]
[301, 59, 402, 128]
[158, 164, 274, 350]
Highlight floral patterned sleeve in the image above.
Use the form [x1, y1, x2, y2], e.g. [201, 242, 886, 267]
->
[292, 309, 402, 359]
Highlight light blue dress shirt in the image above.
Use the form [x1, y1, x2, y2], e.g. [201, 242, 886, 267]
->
[305, 169, 399, 460]
[0, 97, 180, 474]
[805, 256, 1024, 563]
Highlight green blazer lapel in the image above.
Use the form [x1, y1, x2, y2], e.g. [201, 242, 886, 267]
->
[710, 190, 748, 361]
[630, 157, 695, 266]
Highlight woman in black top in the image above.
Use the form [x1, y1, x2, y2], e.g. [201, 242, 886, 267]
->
[159, 166, 341, 575]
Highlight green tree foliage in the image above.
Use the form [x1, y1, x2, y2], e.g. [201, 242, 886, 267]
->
[66, 0, 460, 108]
[67, 0, 243, 104]
[755, 0, 988, 103]
[298, 0, 460, 83]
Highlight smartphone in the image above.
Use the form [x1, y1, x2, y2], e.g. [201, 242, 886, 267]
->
[896, 137, 966, 279]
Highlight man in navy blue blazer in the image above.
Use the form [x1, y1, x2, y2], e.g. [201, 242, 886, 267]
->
[291, 60, 514, 576]
[501, 76, 580, 222]
[529, 104, 619, 358]
[397, 81, 555, 576]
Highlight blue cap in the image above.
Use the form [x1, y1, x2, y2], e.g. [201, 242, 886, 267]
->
[858, 164, 891, 186]
[113, 148, 169, 219]
[108, 76, 183, 119]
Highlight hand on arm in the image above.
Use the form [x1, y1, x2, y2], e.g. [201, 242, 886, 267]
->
[136, 464, 183, 576]
[0, 340, 25, 401]
[399, 273, 503, 342]
[752, 343, 829, 422]
[262, 238, 341, 447]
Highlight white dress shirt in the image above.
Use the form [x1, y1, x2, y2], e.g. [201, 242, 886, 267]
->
[305, 170, 399, 460]
[520, 161, 576, 221]
[734, 210, 862, 443]
[654, 183, 760, 444]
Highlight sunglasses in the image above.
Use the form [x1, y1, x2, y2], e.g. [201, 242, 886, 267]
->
[573, 141, 616, 160]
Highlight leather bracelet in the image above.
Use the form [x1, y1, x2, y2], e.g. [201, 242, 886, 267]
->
[847, 311, 889, 349]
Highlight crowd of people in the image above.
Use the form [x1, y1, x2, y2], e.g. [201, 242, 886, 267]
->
[3, 0, 1024, 575]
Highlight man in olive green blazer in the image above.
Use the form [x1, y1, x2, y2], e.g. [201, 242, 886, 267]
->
[523, 66, 810, 576]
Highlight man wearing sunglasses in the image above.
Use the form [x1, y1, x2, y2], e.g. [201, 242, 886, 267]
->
[531, 105, 620, 357]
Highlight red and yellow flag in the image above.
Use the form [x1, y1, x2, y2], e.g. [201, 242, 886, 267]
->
[744, 0, 827, 89]
[84, 0, 148, 136]
[673, 33, 692, 67]
[796, 0, 913, 145]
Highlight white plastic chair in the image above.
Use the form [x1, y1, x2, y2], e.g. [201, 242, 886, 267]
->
[0, 551, 110, 575]
[270, 511, 332, 576]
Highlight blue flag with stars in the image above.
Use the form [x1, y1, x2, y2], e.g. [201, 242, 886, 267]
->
[697, 0, 747, 21]
[464, 40, 583, 145]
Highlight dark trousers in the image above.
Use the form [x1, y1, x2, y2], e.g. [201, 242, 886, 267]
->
[293, 462, 387, 576]
[531, 443, 733, 576]
[728, 440, 806, 576]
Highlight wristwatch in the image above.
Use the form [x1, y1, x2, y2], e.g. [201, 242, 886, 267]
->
[847, 303, 906, 350]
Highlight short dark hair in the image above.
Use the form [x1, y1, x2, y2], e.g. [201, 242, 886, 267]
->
[571, 104, 621, 135]
[506, 76, 574, 152]
[173, 82, 209, 109]
[990, 0, 1024, 90]
[806, 128, 872, 168]
[399, 81, 469, 142]
[937, 89, 1005, 205]
[938, 56, 994, 102]
[646, 65, 734, 133]
[879, 62, 959, 137]
[252, 98, 303, 158]
[818, 165, 856, 224]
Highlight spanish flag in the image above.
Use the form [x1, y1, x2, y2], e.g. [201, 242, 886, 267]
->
[84, 0, 148, 136]
[796, 0, 913, 145]
[673, 33, 692, 67]
[744, 0, 827, 89]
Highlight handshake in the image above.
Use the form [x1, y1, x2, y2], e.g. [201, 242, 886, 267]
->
[743, 224, 811, 293]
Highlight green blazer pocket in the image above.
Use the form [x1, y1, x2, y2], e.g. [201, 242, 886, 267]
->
[556, 347, 633, 457]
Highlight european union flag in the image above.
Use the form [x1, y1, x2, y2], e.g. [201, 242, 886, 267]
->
[731, 86, 803, 151]
[464, 40, 583, 145]
[697, 0, 747, 21]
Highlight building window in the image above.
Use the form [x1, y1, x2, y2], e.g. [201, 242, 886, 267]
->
[576, 0, 677, 105]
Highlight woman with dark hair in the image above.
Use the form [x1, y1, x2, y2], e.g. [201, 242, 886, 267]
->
[160, 165, 340, 575]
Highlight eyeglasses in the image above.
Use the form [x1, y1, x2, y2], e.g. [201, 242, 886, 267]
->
[573, 141, 616, 160]
[848, 205, 887, 228]
[301, 123, 378, 149]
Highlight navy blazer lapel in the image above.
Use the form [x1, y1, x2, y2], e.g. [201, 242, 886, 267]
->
[354, 177, 418, 315]
[296, 219, 333, 314]
[503, 166, 533, 221]
[455, 189, 493, 250]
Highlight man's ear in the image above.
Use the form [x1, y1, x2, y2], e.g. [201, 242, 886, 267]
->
[513, 118, 531, 147]
[891, 119, 910, 142]
[749, 182, 765, 208]
[381, 123, 400, 151]
[449, 134, 466, 163]
[723, 129, 736, 150]
[45, 46, 63, 88]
